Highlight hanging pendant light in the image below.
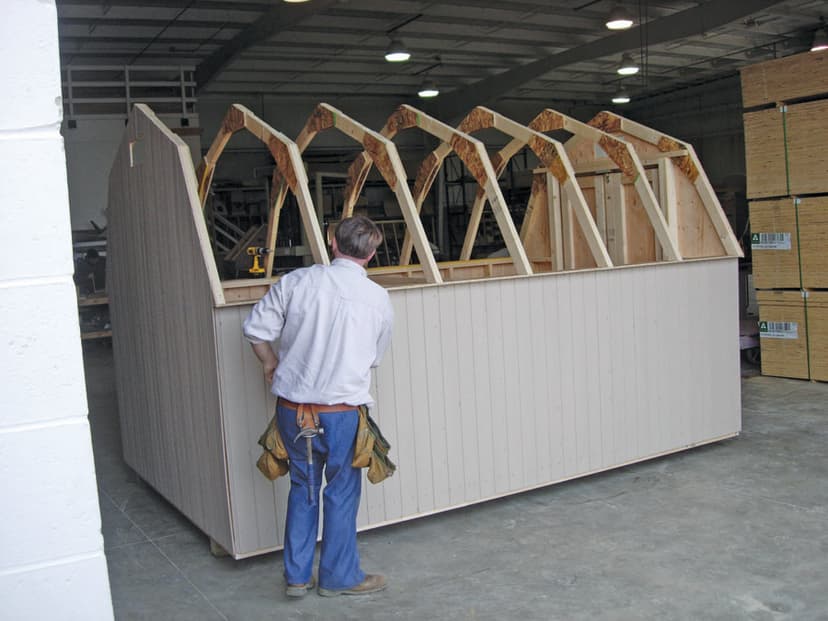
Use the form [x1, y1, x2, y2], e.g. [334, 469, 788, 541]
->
[811, 26, 828, 52]
[617, 52, 639, 76]
[606, 5, 634, 30]
[385, 38, 411, 62]
[612, 89, 631, 104]
[417, 80, 439, 98]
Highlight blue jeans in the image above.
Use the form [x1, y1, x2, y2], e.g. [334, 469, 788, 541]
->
[276, 404, 365, 590]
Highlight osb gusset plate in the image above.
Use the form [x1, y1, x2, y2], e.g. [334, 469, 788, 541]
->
[457, 107, 496, 133]
[598, 136, 637, 178]
[362, 134, 398, 189]
[383, 106, 419, 136]
[198, 105, 245, 204]
[587, 111, 622, 133]
[295, 104, 336, 151]
[529, 109, 565, 132]
[657, 136, 699, 182]
[267, 137, 298, 193]
[412, 152, 442, 205]
[449, 135, 489, 186]
[305, 104, 336, 133]
[527, 135, 567, 183]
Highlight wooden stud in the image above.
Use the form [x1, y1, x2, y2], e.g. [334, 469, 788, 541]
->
[657, 157, 678, 259]
[548, 173, 564, 271]
[605, 173, 628, 265]
[594, 172, 607, 242]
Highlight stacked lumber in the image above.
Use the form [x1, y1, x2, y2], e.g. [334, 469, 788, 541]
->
[742, 50, 828, 380]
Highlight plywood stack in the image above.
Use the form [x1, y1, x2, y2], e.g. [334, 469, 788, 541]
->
[742, 50, 828, 381]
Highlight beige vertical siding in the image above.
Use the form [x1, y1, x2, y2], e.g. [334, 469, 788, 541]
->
[216, 258, 740, 557]
[107, 106, 233, 550]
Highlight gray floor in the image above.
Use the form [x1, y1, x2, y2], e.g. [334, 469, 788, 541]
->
[84, 344, 828, 621]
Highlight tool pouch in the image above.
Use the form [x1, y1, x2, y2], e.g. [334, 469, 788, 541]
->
[256, 412, 289, 481]
[352, 405, 396, 484]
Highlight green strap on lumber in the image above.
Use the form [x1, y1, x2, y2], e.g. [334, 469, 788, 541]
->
[781, 105, 791, 196]
[793, 196, 812, 379]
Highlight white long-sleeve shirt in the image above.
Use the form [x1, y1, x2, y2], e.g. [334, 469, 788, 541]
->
[242, 258, 394, 406]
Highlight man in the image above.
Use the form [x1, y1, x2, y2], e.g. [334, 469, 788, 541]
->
[243, 215, 394, 598]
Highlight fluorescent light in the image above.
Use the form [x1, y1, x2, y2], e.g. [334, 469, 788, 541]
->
[606, 5, 634, 30]
[283, 0, 311, 3]
[612, 90, 631, 104]
[811, 27, 828, 52]
[617, 52, 639, 76]
[385, 38, 410, 62]
[418, 81, 439, 98]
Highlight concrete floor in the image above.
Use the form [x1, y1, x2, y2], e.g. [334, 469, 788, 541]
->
[83, 344, 828, 621]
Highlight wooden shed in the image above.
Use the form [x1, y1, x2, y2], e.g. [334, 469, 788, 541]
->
[107, 103, 743, 559]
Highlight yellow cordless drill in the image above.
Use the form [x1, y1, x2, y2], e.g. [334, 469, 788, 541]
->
[246, 246, 270, 276]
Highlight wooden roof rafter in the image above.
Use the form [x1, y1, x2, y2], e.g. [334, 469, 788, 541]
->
[528, 108, 682, 263]
[588, 111, 742, 258]
[293, 103, 443, 284]
[455, 106, 612, 269]
[195, 104, 329, 277]
[342, 104, 533, 276]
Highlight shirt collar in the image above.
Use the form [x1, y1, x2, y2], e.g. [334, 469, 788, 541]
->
[332, 257, 367, 276]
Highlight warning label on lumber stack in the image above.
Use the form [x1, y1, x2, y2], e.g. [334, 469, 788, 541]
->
[759, 321, 798, 339]
[751, 233, 791, 250]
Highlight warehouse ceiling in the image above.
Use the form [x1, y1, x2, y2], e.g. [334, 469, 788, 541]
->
[56, 0, 826, 113]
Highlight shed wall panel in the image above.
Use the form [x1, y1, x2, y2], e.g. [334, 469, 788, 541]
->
[107, 106, 232, 550]
[216, 258, 741, 556]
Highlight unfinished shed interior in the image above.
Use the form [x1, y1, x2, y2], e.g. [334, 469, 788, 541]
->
[5, 1, 828, 620]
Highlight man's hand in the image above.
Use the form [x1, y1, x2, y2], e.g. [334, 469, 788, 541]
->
[263, 361, 277, 385]
[251, 342, 278, 386]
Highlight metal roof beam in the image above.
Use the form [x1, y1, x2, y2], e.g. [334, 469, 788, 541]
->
[194, 0, 338, 91]
[436, 0, 788, 120]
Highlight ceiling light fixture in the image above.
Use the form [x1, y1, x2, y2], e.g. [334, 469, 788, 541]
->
[418, 80, 439, 98]
[283, 0, 311, 3]
[617, 52, 639, 75]
[606, 5, 634, 30]
[385, 37, 410, 62]
[612, 89, 631, 104]
[811, 24, 828, 52]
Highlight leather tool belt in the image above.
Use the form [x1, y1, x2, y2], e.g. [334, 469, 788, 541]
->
[255, 399, 396, 485]
[278, 398, 354, 436]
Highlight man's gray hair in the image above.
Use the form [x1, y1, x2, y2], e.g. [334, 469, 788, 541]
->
[334, 215, 383, 259]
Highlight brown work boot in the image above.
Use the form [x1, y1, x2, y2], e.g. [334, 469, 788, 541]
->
[285, 577, 316, 598]
[318, 574, 387, 597]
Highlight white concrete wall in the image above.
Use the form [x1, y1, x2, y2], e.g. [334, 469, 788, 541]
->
[0, 2, 114, 619]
